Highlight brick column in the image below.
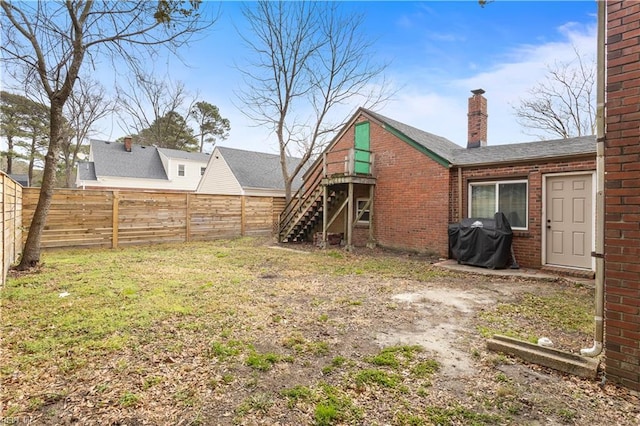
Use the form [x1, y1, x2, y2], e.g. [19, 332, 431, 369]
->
[604, 0, 640, 392]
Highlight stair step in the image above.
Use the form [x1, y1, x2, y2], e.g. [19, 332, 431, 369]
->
[280, 183, 351, 244]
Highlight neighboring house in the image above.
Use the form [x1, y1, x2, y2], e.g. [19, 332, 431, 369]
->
[604, 0, 640, 392]
[197, 146, 304, 197]
[8, 174, 29, 187]
[280, 90, 596, 275]
[76, 137, 210, 191]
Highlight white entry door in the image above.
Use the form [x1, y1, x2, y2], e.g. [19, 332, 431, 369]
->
[545, 174, 593, 269]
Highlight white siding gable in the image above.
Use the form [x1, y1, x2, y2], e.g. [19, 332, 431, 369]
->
[157, 151, 208, 191]
[196, 148, 243, 195]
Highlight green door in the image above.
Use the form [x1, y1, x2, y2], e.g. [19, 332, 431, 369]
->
[354, 122, 370, 174]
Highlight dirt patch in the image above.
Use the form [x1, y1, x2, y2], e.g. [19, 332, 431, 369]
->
[377, 287, 498, 377]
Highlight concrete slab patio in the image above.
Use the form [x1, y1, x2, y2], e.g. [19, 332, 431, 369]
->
[434, 259, 595, 288]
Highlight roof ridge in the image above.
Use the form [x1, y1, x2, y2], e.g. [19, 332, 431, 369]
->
[156, 146, 204, 154]
[217, 146, 303, 162]
[363, 108, 458, 141]
[359, 108, 461, 164]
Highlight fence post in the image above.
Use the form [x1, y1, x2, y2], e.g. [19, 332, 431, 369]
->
[13, 180, 19, 268]
[112, 191, 119, 249]
[185, 193, 191, 242]
[241, 195, 246, 236]
[1, 174, 5, 286]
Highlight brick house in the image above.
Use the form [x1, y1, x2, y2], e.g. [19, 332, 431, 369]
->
[280, 90, 597, 274]
[604, 0, 640, 392]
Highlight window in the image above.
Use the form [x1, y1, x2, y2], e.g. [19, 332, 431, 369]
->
[356, 198, 370, 224]
[178, 164, 185, 177]
[469, 180, 528, 229]
[200, 167, 206, 176]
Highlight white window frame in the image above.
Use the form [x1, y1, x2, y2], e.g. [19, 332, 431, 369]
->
[468, 179, 528, 230]
[356, 198, 370, 224]
[178, 164, 185, 177]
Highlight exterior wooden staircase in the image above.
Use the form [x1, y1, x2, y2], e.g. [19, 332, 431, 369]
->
[278, 147, 375, 245]
[279, 182, 346, 243]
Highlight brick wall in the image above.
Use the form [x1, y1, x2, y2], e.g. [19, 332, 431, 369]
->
[604, 0, 640, 392]
[324, 113, 451, 256]
[451, 158, 596, 269]
[468, 90, 488, 148]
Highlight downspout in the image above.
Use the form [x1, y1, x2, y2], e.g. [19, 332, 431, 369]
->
[458, 167, 463, 222]
[581, 0, 605, 357]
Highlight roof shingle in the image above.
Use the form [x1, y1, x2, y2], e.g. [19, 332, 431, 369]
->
[157, 147, 211, 162]
[217, 146, 304, 191]
[362, 109, 596, 166]
[90, 140, 168, 180]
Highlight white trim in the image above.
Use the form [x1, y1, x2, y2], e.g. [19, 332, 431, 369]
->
[356, 197, 370, 224]
[468, 179, 529, 230]
[541, 171, 596, 271]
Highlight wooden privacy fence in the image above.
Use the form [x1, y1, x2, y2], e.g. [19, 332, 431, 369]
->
[22, 188, 285, 249]
[1, 172, 23, 286]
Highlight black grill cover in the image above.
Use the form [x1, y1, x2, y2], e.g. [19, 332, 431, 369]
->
[448, 212, 513, 269]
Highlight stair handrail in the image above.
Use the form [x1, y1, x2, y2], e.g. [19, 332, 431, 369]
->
[279, 163, 325, 237]
[279, 188, 322, 239]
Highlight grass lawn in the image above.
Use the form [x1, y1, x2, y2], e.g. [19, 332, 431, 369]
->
[1, 238, 638, 425]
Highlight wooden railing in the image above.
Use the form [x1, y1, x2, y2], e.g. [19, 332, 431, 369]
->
[278, 169, 325, 240]
[323, 147, 375, 177]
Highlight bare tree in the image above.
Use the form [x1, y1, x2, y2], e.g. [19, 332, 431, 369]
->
[513, 47, 596, 140]
[117, 71, 192, 142]
[62, 77, 114, 187]
[237, 1, 389, 201]
[1, 1, 215, 270]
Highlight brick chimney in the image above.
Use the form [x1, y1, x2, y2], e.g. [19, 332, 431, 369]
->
[124, 136, 132, 152]
[467, 89, 487, 148]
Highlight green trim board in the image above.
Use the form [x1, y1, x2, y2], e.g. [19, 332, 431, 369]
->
[354, 122, 371, 174]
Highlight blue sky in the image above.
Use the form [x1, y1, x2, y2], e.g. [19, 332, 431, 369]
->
[94, 1, 598, 154]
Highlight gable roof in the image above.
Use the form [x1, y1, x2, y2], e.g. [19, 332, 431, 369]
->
[217, 146, 304, 191]
[360, 109, 595, 167]
[89, 139, 167, 180]
[8, 174, 29, 187]
[363, 109, 462, 165]
[304, 107, 461, 179]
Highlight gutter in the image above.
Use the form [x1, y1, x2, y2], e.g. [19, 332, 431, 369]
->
[453, 152, 596, 169]
[581, 0, 605, 358]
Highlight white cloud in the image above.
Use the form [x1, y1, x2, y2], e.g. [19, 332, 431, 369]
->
[381, 22, 597, 146]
